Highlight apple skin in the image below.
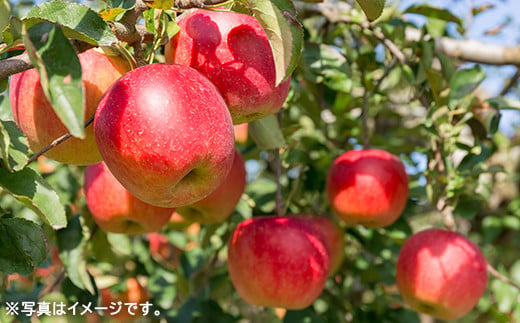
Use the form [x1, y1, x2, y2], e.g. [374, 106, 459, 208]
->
[164, 9, 290, 124]
[100, 278, 149, 321]
[147, 232, 182, 269]
[94, 63, 235, 208]
[9, 48, 132, 165]
[234, 123, 248, 144]
[227, 216, 330, 310]
[299, 215, 345, 274]
[176, 150, 246, 224]
[84, 162, 174, 234]
[166, 211, 194, 231]
[396, 228, 488, 320]
[326, 149, 409, 228]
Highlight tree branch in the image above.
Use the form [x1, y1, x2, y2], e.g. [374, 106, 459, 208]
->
[487, 263, 520, 292]
[173, 0, 230, 9]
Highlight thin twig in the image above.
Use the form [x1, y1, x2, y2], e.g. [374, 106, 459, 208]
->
[487, 263, 520, 292]
[499, 67, 520, 96]
[360, 71, 370, 149]
[273, 148, 284, 216]
[38, 269, 66, 300]
[24, 115, 95, 167]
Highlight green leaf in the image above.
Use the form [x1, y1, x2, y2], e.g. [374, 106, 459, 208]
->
[0, 120, 29, 172]
[356, 0, 385, 21]
[249, 114, 286, 150]
[0, 0, 10, 42]
[449, 65, 485, 110]
[0, 166, 67, 229]
[0, 218, 47, 276]
[404, 4, 463, 28]
[302, 43, 352, 92]
[0, 17, 23, 54]
[284, 307, 325, 323]
[57, 215, 95, 294]
[23, 22, 85, 138]
[242, 0, 303, 85]
[25, 0, 117, 46]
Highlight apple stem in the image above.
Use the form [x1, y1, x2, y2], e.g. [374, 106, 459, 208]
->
[274, 148, 284, 216]
[24, 115, 95, 168]
[487, 263, 520, 292]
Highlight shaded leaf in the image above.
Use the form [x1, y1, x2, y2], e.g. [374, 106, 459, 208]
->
[243, 0, 303, 85]
[449, 65, 485, 110]
[0, 120, 28, 172]
[0, 165, 67, 229]
[25, 0, 117, 46]
[23, 22, 85, 138]
[57, 215, 95, 294]
[0, 218, 47, 276]
[0, 0, 10, 42]
[249, 114, 286, 150]
[0, 17, 23, 54]
[404, 4, 463, 28]
[356, 0, 385, 21]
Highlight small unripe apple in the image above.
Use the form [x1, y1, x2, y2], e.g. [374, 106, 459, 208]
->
[147, 232, 182, 269]
[84, 162, 173, 234]
[94, 63, 235, 208]
[227, 216, 330, 309]
[176, 150, 246, 224]
[9, 48, 132, 165]
[164, 9, 290, 124]
[100, 278, 149, 321]
[396, 228, 488, 320]
[166, 211, 193, 231]
[326, 149, 409, 228]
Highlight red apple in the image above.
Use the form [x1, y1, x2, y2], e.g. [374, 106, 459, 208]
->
[234, 123, 248, 144]
[94, 63, 235, 208]
[147, 232, 182, 269]
[227, 216, 330, 309]
[84, 162, 173, 234]
[396, 228, 488, 320]
[176, 150, 246, 224]
[100, 277, 149, 321]
[164, 9, 290, 124]
[326, 149, 409, 228]
[300, 215, 345, 274]
[167, 211, 193, 230]
[9, 48, 133, 165]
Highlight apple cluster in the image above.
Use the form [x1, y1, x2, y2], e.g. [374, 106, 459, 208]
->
[8, 7, 489, 320]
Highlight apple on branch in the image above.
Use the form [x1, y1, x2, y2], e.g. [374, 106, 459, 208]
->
[9, 48, 133, 165]
[165, 9, 290, 124]
[227, 216, 330, 310]
[396, 228, 488, 320]
[326, 149, 409, 228]
[94, 63, 235, 208]
[84, 162, 174, 234]
[175, 150, 246, 224]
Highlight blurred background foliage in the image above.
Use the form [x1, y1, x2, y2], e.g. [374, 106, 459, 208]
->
[1, 0, 520, 322]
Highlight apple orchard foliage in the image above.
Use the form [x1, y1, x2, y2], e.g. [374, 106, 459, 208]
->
[1, 0, 520, 321]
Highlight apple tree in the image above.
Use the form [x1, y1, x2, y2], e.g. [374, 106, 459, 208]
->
[1, 0, 520, 321]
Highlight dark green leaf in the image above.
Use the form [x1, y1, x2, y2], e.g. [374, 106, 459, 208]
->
[0, 120, 29, 172]
[249, 114, 286, 150]
[0, 218, 47, 276]
[23, 22, 85, 138]
[242, 0, 303, 85]
[356, 0, 385, 21]
[0, 166, 66, 229]
[404, 4, 463, 28]
[449, 65, 485, 110]
[25, 0, 117, 46]
[57, 215, 95, 294]
[284, 307, 325, 323]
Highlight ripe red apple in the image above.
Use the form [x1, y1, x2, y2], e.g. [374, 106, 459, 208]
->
[9, 48, 133, 165]
[164, 9, 290, 124]
[300, 215, 345, 274]
[147, 232, 182, 269]
[94, 63, 235, 208]
[396, 228, 488, 320]
[176, 150, 246, 224]
[234, 123, 248, 144]
[100, 277, 149, 321]
[227, 216, 330, 309]
[326, 149, 409, 228]
[84, 162, 173, 234]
